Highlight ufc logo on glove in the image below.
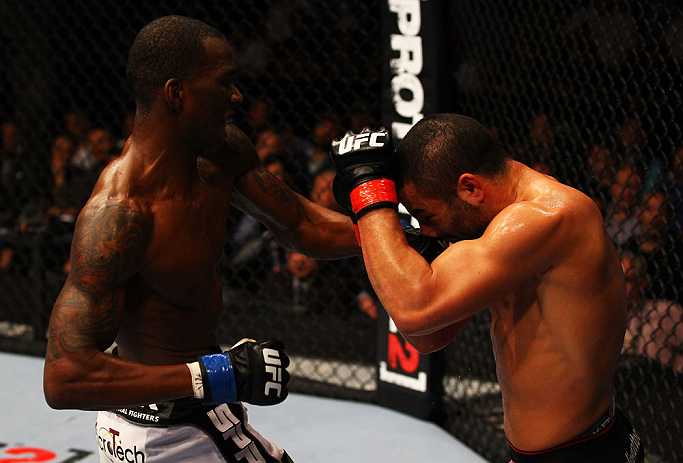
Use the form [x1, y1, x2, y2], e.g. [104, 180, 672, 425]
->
[263, 348, 283, 397]
[338, 131, 387, 154]
[190, 339, 290, 406]
[329, 127, 398, 220]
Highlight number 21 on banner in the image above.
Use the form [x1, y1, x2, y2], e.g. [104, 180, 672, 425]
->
[378, 317, 428, 392]
[0, 444, 91, 463]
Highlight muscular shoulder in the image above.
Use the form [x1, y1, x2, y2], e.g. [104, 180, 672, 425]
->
[485, 185, 602, 269]
[500, 180, 600, 229]
[71, 198, 153, 285]
[77, 196, 153, 233]
[487, 199, 563, 244]
[535, 185, 604, 238]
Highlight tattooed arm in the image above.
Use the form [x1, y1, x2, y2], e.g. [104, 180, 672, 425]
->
[232, 165, 359, 259]
[43, 201, 193, 410]
[228, 127, 359, 259]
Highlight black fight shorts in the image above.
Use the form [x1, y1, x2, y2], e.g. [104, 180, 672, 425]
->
[508, 408, 644, 463]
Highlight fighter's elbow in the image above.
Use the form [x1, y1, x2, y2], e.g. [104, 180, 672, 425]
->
[406, 338, 439, 355]
[270, 227, 304, 255]
[272, 229, 324, 260]
[43, 379, 70, 409]
[391, 308, 433, 338]
[43, 364, 80, 409]
[390, 298, 455, 339]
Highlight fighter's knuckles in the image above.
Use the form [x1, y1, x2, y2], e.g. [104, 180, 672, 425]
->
[262, 339, 285, 351]
[231, 337, 257, 349]
[279, 351, 291, 368]
[334, 131, 389, 156]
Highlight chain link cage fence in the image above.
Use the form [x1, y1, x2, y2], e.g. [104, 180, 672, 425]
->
[0, 0, 382, 401]
[443, 1, 683, 461]
[1, 1, 682, 462]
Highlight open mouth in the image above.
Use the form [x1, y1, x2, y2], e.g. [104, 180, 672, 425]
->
[224, 117, 233, 125]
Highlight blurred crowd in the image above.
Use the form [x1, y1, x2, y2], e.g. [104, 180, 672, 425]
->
[2, 101, 681, 372]
[0, 0, 681, 375]
[447, 0, 683, 375]
[0, 103, 381, 331]
[0, 110, 129, 320]
[488, 111, 683, 373]
[221, 99, 381, 322]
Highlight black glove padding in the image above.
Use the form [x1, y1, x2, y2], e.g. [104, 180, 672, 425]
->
[329, 127, 397, 218]
[332, 175, 355, 220]
[403, 226, 448, 264]
[227, 339, 290, 406]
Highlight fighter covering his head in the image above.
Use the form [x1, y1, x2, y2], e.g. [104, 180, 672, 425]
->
[330, 114, 645, 462]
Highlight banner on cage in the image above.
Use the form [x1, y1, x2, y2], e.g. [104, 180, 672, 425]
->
[376, 308, 444, 422]
[381, 0, 448, 144]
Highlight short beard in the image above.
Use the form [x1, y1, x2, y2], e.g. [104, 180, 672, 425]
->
[449, 198, 488, 240]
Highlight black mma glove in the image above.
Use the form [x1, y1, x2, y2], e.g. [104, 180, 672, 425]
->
[332, 175, 362, 245]
[402, 223, 448, 264]
[188, 339, 290, 406]
[329, 127, 398, 219]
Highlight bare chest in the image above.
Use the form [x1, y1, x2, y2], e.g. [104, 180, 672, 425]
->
[141, 192, 231, 308]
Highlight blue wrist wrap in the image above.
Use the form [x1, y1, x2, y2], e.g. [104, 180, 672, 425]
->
[200, 353, 237, 404]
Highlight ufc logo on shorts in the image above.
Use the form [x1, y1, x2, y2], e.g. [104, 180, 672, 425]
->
[338, 132, 386, 154]
[262, 348, 283, 397]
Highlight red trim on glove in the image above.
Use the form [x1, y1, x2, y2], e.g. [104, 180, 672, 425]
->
[350, 179, 398, 216]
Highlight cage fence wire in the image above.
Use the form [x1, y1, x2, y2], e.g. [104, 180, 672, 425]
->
[0, 1, 681, 462]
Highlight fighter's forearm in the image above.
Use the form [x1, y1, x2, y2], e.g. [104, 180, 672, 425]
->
[357, 209, 439, 335]
[233, 168, 360, 259]
[44, 351, 193, 410]
[281, 203, 361, 259]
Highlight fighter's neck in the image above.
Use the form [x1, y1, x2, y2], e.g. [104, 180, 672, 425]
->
[116, 127, 201, 199]
[507, 160, 558, 205]
[483, 160, 527, 211]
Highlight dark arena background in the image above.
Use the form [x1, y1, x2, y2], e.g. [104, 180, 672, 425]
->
[1, 1, 682, 461]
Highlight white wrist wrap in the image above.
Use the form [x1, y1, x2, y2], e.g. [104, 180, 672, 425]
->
[186, 361, 204, 400]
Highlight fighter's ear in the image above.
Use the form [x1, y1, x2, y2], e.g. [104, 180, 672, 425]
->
[163, 78, 183, 113]
[457, 173, 485, 204]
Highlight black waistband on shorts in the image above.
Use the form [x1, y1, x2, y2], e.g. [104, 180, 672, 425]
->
[508, 407, 644, 463]
[111, 396, 205, 427]
[572, 399, 615, 441]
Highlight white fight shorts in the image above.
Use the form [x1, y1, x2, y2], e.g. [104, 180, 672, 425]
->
[96, 399, 293, 463]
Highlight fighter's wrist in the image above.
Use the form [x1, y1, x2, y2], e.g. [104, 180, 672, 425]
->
[196, 353, 237, 404]
[186, 361, 204, 400]
[350, 179, 398, 218]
